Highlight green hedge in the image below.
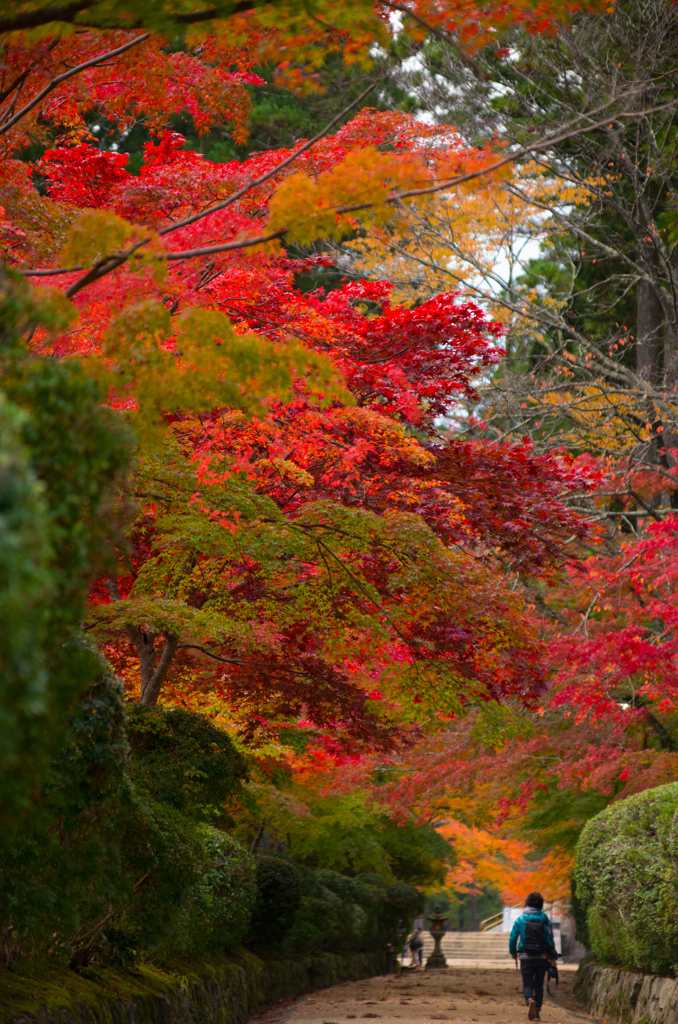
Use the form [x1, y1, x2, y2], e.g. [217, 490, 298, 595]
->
[1, 669, 417, 969]
[0, 669, 257, 967]
[283, 867, 421, 955]
[249, 856, 421, 955]
[574, 781, 678, 976]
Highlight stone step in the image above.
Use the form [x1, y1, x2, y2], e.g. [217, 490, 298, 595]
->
[436, 940, 507, 947]
[412, 931, 512, 963]
[438, 937, 507, 946]
[441, 937, 506, 943]
[441, 943, 507, 949]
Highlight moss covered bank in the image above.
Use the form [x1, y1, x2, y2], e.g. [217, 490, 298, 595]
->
[0, 950, 385, 1024]
[574, 959, 678, 1024]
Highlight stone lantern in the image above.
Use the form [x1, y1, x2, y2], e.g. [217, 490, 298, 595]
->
[426, 904, 449, 970]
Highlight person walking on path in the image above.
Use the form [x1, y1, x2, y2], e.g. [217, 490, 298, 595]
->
[508, 892, 558, 1021]
[408, 928, 424, 969]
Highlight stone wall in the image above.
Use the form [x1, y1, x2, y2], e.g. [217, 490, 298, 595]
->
[574, 959, 678, 1024]
[0, 951, 385, 1024]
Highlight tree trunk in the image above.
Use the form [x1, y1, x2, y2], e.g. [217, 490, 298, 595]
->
[138, 632, 179, 705]
[105, 578, 178, 705]
[637, 278, 664, 386]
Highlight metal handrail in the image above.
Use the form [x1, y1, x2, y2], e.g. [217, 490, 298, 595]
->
[480, 911, 503, 932]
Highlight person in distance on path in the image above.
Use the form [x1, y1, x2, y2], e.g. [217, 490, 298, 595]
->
[408, 928, 424, 969]
[508, 891, 558, 1021]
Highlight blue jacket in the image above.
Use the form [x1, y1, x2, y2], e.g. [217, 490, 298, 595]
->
[509, 909, 557, 958]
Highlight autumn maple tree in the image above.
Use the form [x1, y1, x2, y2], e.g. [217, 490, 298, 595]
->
[2, 0, 635, 936]
[0, 0, 603, 747]
[6, 114, 596, 746]
[0, 0, 593, 158]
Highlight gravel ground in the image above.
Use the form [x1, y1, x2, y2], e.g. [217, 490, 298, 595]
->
[249, 965, 598, 1024]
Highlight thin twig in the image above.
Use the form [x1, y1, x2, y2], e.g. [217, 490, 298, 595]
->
[0, 32, 150, 137]
[382, 0, 486, 79]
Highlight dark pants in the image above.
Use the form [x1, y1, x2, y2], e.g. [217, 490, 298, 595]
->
[521, 959, 548, 1007]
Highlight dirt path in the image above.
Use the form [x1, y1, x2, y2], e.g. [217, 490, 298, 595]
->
[250, 965, 598, 1024]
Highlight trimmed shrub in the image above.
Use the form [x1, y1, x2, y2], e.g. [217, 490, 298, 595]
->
[0, 665, 257, 967]
[191, 827, 256, 951]
[126, 703, 249, 825]
[281, 866, 421, 955]
[284, 868, 362, 954]
[172, 826, 257, 955]
[249, 855, 303, 948]
[574, 782, 678, 976]
[0, 662, 135, 962]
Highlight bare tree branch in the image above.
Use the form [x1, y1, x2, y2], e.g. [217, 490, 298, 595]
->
[0, 0, 255, 33]
[22, 97, 678, 291]
[0, 32, 150, 136]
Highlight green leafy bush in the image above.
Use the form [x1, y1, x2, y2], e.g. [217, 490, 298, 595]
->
[245, 852, 421, 957]
[0, 392, 52, 825]
[1, 662, 136, 960]
[574, 782, 678, 976]
[126, 703, 249, 824]
[0, 269, 131, 835]
[116, 705, 256, 959]
[1, 668, 257, 967]
[181, 827, 257, 953]
[249, 855, 303, 948]
[281, 868, 363, 954]
[282, 866, 421, 955]
[123, 818, 256, 960]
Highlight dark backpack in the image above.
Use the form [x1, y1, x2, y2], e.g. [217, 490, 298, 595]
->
[522, 916, 544, 956]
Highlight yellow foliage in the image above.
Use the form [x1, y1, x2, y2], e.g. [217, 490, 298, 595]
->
[267, 147, 424, 244]
[255, 457, 314, 487]
[60, 210, 167, 282]
[60, 210, 136, 266]
[91, 300, 351, 440]
[541, 383, 678, 458]
[341, 160, 593, 315]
